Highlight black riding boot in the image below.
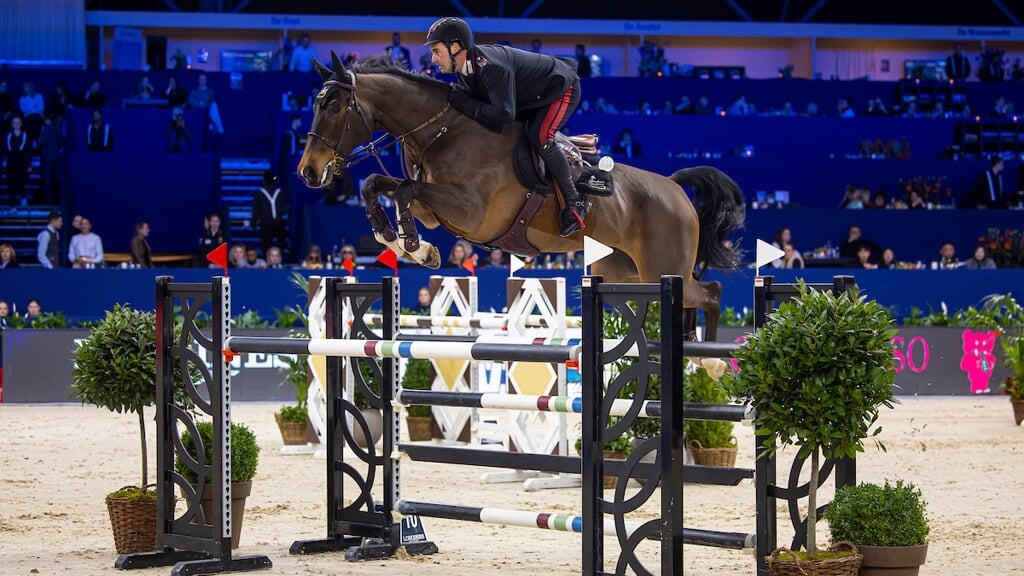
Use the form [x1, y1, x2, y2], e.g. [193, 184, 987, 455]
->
[540, 141, 591, 237]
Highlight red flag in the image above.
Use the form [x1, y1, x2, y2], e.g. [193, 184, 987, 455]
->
[342, 256, 355, 276]
[376, 249, 398, 275]
[462, 256, 476, 276]
[206, 242, 228, 274]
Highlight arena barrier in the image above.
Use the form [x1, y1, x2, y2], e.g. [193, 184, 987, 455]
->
[123, 274, 857, 576]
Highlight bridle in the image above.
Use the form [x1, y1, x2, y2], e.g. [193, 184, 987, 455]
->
[306, 69, 452, 179]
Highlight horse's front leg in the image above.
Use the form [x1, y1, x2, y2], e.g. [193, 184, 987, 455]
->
[361, 174, 405, 257]
[392, 180, 440, 269]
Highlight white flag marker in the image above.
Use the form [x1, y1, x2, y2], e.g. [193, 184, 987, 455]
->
[584, 236, 614, 268]
[755, 239, 785, 270]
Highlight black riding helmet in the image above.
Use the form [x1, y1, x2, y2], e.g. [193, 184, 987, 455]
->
[425, 17, 473, 56]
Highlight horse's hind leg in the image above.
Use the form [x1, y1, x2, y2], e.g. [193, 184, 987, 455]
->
[683, 277, 722, 342]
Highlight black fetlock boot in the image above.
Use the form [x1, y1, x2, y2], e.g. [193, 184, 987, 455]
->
[540, 140, 591, 237]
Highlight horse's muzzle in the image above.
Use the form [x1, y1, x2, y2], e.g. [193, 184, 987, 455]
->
[300, 166, 321, 188]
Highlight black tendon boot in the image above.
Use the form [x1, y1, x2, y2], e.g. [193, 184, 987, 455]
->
[540, 140, 591, 237]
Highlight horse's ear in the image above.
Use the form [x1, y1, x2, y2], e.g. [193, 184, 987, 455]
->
[312, 58, 333, 81]
[331, 50, 345, 74]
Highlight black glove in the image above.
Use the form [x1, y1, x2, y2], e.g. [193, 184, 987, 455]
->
[448, 86, 470, 111]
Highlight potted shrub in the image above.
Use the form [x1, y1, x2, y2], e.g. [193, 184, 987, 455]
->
[684, 358, 737, 467]
[824, 480, 930, 576]
[174, 420, 260, 549]
[70, 303, 192, 554]
[402, 358, 435, 441]
[275, 352, 311, 445]
[727, 281, 897, 573]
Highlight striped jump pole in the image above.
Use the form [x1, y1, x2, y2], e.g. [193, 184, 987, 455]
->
[396, 390, 662, 419]
[225, 336, 580, 363]
[363, 313, 583, 330]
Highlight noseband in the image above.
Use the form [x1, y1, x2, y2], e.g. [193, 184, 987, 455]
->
[306, 69, 452, 178]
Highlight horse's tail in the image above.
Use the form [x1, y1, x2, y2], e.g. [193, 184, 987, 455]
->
[668, 166, 746, 271]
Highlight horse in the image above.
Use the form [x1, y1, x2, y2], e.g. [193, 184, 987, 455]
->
[296, 53, 745, 341]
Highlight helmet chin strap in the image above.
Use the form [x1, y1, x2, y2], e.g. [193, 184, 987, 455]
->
[447, 42, 464, 72]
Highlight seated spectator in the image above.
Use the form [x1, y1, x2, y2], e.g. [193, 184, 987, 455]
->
[965, 245, 997, 269]
[636, 99, 653, 116]
[839, 186, 870, 209]
[865, 98, 889, 116]
[879, 247, 898, 269]
[46, 81, 73, 119]
[853, 243, 877, 269]
[674, 95, 693, 114]
[446, 240, 474, 268]
[302, 244, 323, 269]
[900, 101, 920, 118]
[780, 243, 804, 269]
[265, 246, 285, 268]
[775, 101, 797, 117]
[18, 81, 45, 138]
[68, 216, 104, 268]
[228, 243, 247, 268]
[989, 95, 1010, 118]
[78, 79, 107, 109]
[339, 244, 357, 267]
[24, 298, 41, 321]
[0, 241, 19, 269]
[36, 211, 63, 269]
[612, 129, 642, 159]
[243, 247, 267, 269]
[803, 102, 819, 117]
[839, 225, 880, 261]
[770, 227, 796, 268]
[938, 242, 958, 269]
[163, 76, 188, 109]
[86, 108, 114, 152]
[133, 76, 155, 100]
[837, 98, 855, 117]
[483, 249, 507, 269]
[868, 190, 888, 209]
[0, 300, 9, 329]
[197, 212, 229, 267]
[728, 93, 751, 116]
[130, 221, 153, 268]
[165, 108, 191, 153]
[693, 93, 713, 115]
[413, 286, 433, 314]
[907, 189, 927, 209]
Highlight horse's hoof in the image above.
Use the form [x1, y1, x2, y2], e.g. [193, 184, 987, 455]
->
[424, 246, 441, 269]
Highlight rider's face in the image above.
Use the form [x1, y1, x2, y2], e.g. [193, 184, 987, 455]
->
[429, 42, 455, 73]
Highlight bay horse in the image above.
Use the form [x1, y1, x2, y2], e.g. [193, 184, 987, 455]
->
[296, 53, 745, 340]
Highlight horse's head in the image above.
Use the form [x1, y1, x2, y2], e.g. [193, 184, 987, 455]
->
[297, 51, 374, 188]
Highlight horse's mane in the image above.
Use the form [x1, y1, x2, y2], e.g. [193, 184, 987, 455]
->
[348, 54, 449, 95]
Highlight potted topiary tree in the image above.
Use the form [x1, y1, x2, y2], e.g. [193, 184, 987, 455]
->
[824, 480, 930, 576]
[70, 303, 192, 554]
[174, 420, 260, 549]
[402, 358, 435, 441]
[727, 281, 897, 574]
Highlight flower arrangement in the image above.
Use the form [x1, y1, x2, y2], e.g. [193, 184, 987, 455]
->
[979, 228, 1023, 269]
[898, 175, 951, 207]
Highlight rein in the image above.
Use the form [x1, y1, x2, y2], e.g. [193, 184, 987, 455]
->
[307, 70, 452, 178]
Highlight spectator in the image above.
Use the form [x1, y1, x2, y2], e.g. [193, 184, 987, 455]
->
[67, 214, 83, 239]
[868, 190, 888, 209]
[78, 79, 107, 109]
[197, 212, 229, 267]
[965, 156, 1006, 209]
[446, 239, 474, 268]
[18, 81, 45, 138]
[277, 35, 294, 71]
[693, 93, 713, 115]
[169, 48, 188, 70]
[945, 42, 971, 81]
[770, 227, 796, 268]
[483, 249, 507, 269]
[68, 216, 104, 268]
[37, 114, 66, 205]
[253, 171, 289, 257]
[574, 44, 592, 78]
[165, 108, 192, 153]
[776, 101, 797, 117]
[938, 242, 958, 269]
[187, 74, 214, 109]
[879, 247, 898, 269]
[290, 34, 318, 73]
[865, 98, 889, 116]
[130, 221, 153, 268]
[243, 246, 267, 269]
[302, 244, 323, 269]
[674, 95, 693, 114]
[133, 75, 155, 100]
[0, 300, 9, 329]
[780, 243, 804, 269]
[839, 224, 880, 261]
[837, 97, 855, 117]
[612, 128, 642, 159]
[339, 244, 357, 267]
[46, 81, 74, 119]
[384, 32, 412, 70]
[163, 76, 188, 109]
[36, 211, 63, 269]
[280, 114, 307, 173]
[86, 108, 114, 152]
[3, 116, 32, 206]
[803, 102, 820, 117]
[907, 189, 927, 209]
[989, 95, 1009, 118]
[727, 93, 751, 116]
[265, 246, 285, 268]
[965, 245, 997, 269]
[852, 243, 877, 269]
[24, 298, 41, 321]
[228, 243, 247, 268]
[0, 242, 19, 269]
[413, 286, 433, 314]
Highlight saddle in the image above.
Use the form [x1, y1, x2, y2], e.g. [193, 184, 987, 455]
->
[512, 132, 615, 198]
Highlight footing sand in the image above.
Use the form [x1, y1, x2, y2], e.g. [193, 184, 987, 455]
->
[2, 396, 1021, 575]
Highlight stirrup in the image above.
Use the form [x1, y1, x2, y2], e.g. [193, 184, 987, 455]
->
[559, 204, 589, 237]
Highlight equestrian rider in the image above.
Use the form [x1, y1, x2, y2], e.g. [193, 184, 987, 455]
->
[425, 17, 591, 237]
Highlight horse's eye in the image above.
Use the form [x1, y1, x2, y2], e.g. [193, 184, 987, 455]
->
[327, 100, 342, 114]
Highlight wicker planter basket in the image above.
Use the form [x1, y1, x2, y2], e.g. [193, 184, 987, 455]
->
[688, 438, 738, 468]
[275, 414, 308, 445]
[602, 450, 629, 489]
[1012, 400, 1024, 426]
[406, 415, 433, 441]
[105, 487, 157, 554]
[767, 542, 862, 576]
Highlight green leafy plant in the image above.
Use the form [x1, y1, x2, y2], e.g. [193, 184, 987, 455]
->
[175, 421, 260, 484]
[726, 281, 897, 558]
[824, 480, 930, 547]
[232, 309, 269, 328]
[6, 311, 70, 329]
[275, 353, 309, 423]
[684, 359, 735, 449]
[402, 358, 434, 418]
[71, 304, 193, 491]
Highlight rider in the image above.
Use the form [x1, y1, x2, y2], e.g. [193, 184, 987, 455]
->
[425, 17, 591, 237]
